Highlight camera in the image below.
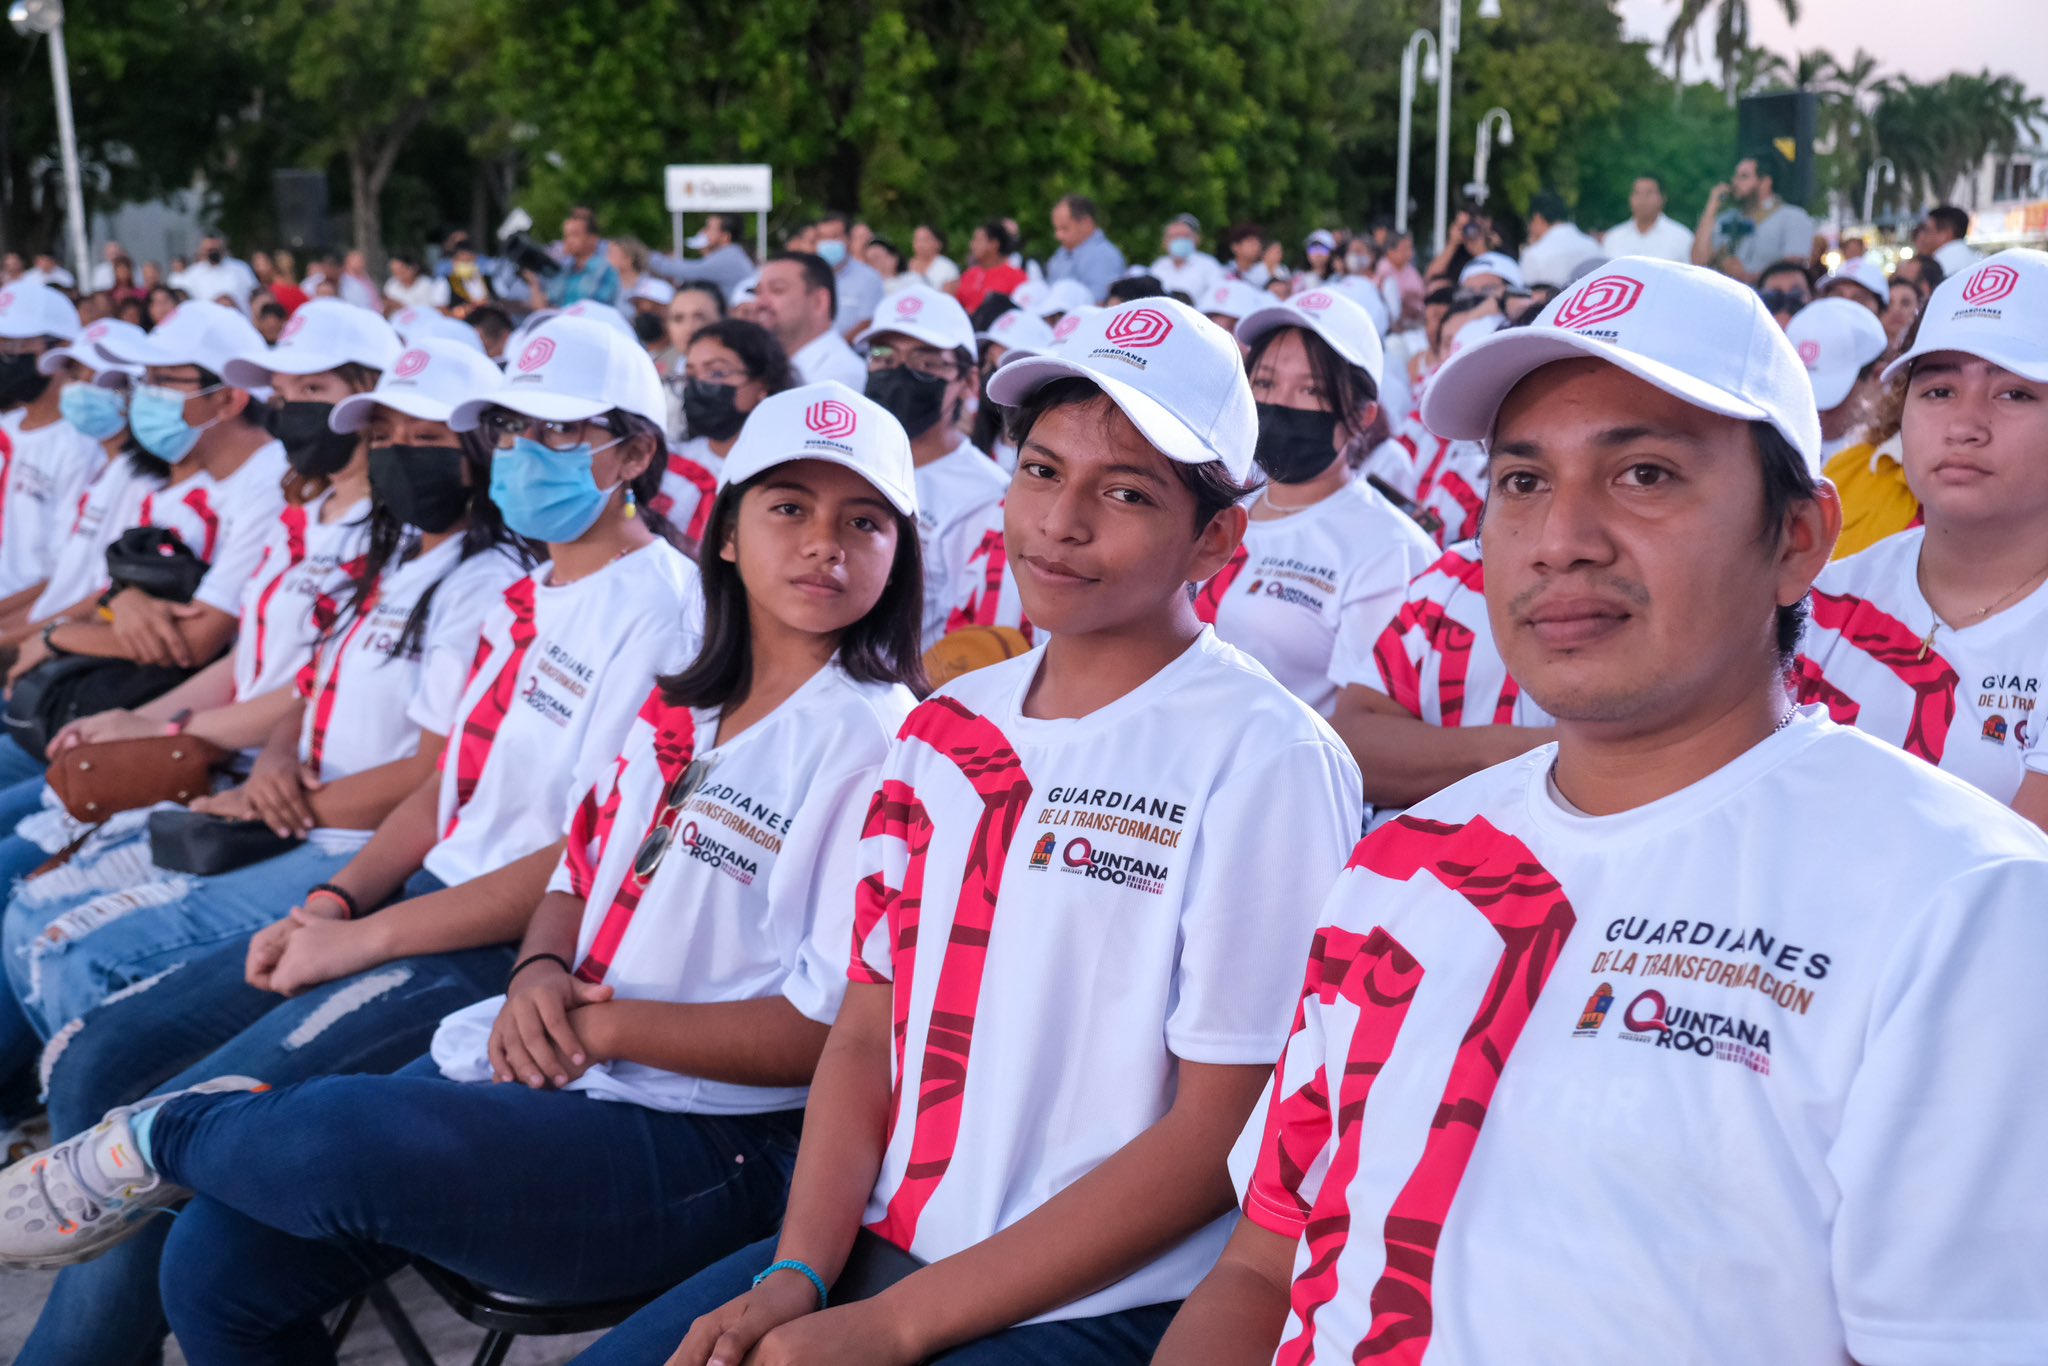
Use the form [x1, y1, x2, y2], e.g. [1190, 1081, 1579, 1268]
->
[496, 207, 560, 279]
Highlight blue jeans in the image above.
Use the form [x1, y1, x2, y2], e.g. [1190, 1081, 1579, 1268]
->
[0, 745, 56, 1120]
[571, 1235, 1179, 1365]
[15, 869, 481, 1366]
[153, 1064, 804, 1366]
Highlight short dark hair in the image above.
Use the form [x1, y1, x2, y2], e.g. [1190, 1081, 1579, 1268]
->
[566, 205, 601, 235]
[1003, 377, 1255, 533]
[1740, 147, 1788, 187]
[815, 210, 851, 233]
[1758, 258, 1815, 289]
[632, 311, 666, 346]
[685, 317, 797, 395]
[917, 223, 947, 253]
[390, 252, 419, 270]
[1751, 422, 1820, 664]
[868, 237, 903, 270]
[674, 279, 727, 317]
[1106, 274, 1167, 304]
[1245, 325, 1380, 447]
[1928, 205, 1970, 240]
[1225, 222, 1265, 249]
[661, 469, 927, 709]
[978, 219, 1015, 257]
[768, 251, 837, 318]
[702, 213, 738, 240]
[1529, 192, 1569, 225]
[1057, 194, 1099, 225]
[468, 305, 513, 343]
[1908, 254, 1945, 294]
[1633, 172, 1665, 194]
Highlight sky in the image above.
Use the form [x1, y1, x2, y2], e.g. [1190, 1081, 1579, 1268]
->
[1612, 0, 2047, 84]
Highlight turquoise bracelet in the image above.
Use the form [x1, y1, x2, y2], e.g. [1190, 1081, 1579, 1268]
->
[753, 1258, 828, 1309]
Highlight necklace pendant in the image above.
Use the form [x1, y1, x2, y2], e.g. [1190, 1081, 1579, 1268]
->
[1919, 626, 1936, 661]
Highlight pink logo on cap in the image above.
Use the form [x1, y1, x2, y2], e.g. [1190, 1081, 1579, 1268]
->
[517, 338, 555, 372]
[1554, 275, 1645, 332]
[1104, 307, 1173, 349]
[84, 322, 110, 340]
[1295, 291, 1335, 311]
[895, 296, 924, 316]
[0, 291, 13, 312]
[1796, 339, 1821, 367]
[1961, 263, 2019, 306]
[805, 399, 857, 439]
[1052, 314, 1084, 342]
[279, 312, 309, 341]
[393, 349, 430, 378]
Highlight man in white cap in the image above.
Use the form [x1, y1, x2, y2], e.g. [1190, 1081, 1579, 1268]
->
[0, 284, 106, 606]
[1151, 213, 1225, 303]
[1163, 255, 2048, 1365]
[1787, 297, 1888, 462]
[861, 283, 1006, 647]
[1817, 256, 1890, 317]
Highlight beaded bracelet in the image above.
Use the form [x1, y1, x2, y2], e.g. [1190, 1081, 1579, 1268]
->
[752, 1258, 828, 1309]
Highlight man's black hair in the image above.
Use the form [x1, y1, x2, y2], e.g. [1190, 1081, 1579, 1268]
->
[767, 251, 838, 319]
[1529, 192, 1569, 226]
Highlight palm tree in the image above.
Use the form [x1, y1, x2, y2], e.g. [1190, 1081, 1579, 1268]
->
[1663, 0, 1804, 99]
[1874, 71, 2047, 207]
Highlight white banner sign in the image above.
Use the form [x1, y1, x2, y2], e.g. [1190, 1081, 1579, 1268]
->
[664, 164, 772, 213]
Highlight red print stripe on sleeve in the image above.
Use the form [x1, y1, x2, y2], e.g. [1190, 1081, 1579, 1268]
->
[1800, 589, 1957, 763]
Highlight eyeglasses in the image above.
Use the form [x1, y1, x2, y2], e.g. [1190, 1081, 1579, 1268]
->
[860, 341, 961, 381]
[482, 408, 617, 452]
[630, 757, 717, 885]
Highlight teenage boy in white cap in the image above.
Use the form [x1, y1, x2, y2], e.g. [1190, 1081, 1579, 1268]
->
[0, 284, 106, 610]
[1787, 297, 1888, 463]
[1796, 248, 2048, 829]
[1162, 255, 2048, 1364]
[861, 283, 1007, 648]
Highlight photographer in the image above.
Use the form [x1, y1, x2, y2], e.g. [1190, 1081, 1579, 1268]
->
[525, 207, 621, 310]
[1693, 149, 1816, 283]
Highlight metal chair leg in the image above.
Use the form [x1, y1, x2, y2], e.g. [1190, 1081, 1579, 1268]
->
[473, 1329, 515, 1366]
[367, 1278, 440, 1366]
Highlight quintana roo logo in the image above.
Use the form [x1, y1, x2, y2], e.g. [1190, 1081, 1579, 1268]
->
[1962, 263, 2019, 306]
[1104, 307, 1173, 349]
[1295, 291, 1336, 311]
[1554, 275, 1646, 332]
[393, 349, 430, 378]
[806, 398, 858, 439]
[516, 338, 556, 372]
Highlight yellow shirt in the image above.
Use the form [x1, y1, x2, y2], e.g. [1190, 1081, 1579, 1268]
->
[1824, 434, 1919, 560]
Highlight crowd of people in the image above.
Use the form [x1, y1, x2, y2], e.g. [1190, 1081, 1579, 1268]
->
[0, 140, 2038, 1366]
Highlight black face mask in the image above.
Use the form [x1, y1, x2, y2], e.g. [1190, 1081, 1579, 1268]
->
[269, 402, 359, 478]
[205, 247, 225, 266]
[865, 365, 947, 439]
[0, 354, 50, 410]
[369, 443, 471, 533]
[1253, 403, 1342, 484]
[681, 378, 746, 441]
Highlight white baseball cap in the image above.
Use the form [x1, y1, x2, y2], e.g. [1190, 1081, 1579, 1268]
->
[1881, 247, 2048, 385]
[1048, 306, 1103, 348]
[221, 298, 403, 389]
[1305, 230, 1337, 253]
[1235, 287, 1387, 387]
[1443, 312, 1505, 358]
[975, 307, 1056, 360]
[1421, 256, 1823, 474]
[716, 380, 917, 518]
[1787, 299, 1887, 410]
[866, 284, 977, 361]
[330, 340, 507, 433]
[0, 283, 81, 342]
[1043, 279, 1095, 317]
[1820, 256, 1890, 308]
[450, 314, 666, 432]
[391, 305, 486, 354]
[987, 296, 1257, 480]
[96, 300, 267, 382]
[1009, 279, 1053, 315]
[684, 230, 712, 251]
[40, 318, 146, 386]
[730, 275, 760, 307]
[1321, 272, 1393, 335]
[1202, 278, 1269, 322]
[627, 276, 677, 307]
[1459, 252, 1525, 290]
[552, 299, 641, 340]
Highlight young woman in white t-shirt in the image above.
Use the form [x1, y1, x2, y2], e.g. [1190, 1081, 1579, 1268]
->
[0, 385, 931, 1366]
[581, 301, 1362, 1366]
[662, 318, 797, 549]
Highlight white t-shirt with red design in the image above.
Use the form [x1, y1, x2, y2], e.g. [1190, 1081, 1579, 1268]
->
[914, 439, 1009, 648]
[1410, 438, 1488, 549]
[433, 662, 914, 1113]
[1233, 713, 2048, 1366]
[423, 539, 704, 887]
[190, 440, 290, 617]
[0, 414, 108, 598]
[29, 455, 163, 621]
[849, 630, 1362, 1321]
[1353, 540, 1549, 730]
[229, 492, 372, 703]
[654, 435, 723, 547]
[1195, 481, 1435, 718]
[942, 500, 1033, 644]
[1795, 527, 2048, 804]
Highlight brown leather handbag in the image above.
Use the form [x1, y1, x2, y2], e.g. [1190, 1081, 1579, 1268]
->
[44, 734, 232, 821]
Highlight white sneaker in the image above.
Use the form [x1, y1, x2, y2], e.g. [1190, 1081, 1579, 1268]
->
[0, 1075, 266, 1268]
[2, 1113, 49, 1163]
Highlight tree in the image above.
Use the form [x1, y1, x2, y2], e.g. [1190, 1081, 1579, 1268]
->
[1661, 0, 1801, 100]
[1874, 70, 2047, 206]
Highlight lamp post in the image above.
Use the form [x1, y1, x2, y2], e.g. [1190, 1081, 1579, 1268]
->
[1863, 157, 1897, 226]
[1470, 107, 1514, 206]
[1431, 0, 1503, 257]
[9, 0, 90, 291]
[1396, 29, 1439, 237]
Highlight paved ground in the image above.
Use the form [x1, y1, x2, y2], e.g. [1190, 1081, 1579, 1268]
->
[0, 1263, 613, 1363]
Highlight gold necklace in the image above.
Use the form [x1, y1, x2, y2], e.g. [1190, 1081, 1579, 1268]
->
[1918, 555, 2048, 659]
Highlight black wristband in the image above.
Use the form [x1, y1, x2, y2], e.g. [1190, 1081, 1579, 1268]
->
[508, 952, 572, 988]
[306, 883, 361, 920]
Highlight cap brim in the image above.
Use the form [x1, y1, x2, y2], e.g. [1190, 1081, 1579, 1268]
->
[1421, 328, 1771, 444]
[95, 333, 194, 369]
[743, 449, 918, 518]
[222, 345, 358, 390]
[987, 353, 1226, 470]
[331, 389, 457, 434]
[1233, 303, 1380, 372]
[1880, 341, 2048, 387]
[870, 321, 978, 362]
[1808, 367, 1855, 412]
[447, 388, 609, 432]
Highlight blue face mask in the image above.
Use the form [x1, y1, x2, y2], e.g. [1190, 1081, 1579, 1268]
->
[1168, 237, 1196, 260]
[60, 382, 129, 441]
[816, 239, 848, 268]
[489, 436, 624, 544]
[129, 383, 219, 461]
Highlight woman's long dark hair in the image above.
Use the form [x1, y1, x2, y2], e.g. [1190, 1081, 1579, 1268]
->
[328, 427, 539, 659]
[661, 468, 928, 709]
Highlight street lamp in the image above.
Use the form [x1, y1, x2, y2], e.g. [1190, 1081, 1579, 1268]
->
[1863, 157, 1897, 226]
[8, 0, 90, 290]
[1433, 0, 1505, 257]
[1396, 29, 1439, 236]
[1469, 107, 1514, 207]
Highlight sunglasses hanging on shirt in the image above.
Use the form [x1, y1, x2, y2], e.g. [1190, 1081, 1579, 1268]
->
[630, 756, 719, 885]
